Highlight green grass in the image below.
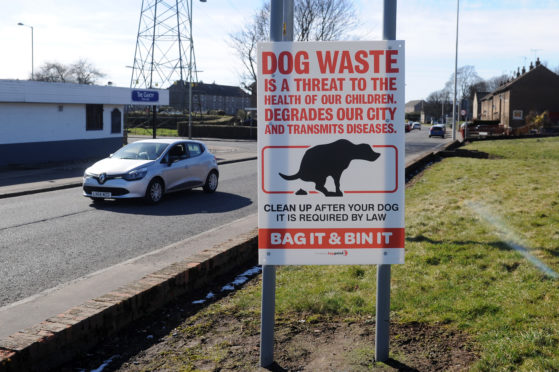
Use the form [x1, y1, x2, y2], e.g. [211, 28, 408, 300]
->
[181, 137, 559, 370]
[127, 127, 179, 137]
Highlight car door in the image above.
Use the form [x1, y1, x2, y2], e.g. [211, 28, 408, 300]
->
[184, 142, 207, 185]
[159, 143, 191, 191]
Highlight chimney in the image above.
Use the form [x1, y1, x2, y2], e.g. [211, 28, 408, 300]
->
[529, 62, 534, 70]
[536, 57, 541, 66]
[521, 66, 526, 74]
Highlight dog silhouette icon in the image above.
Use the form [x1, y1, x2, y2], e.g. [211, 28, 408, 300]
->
[279, 139, 380, 197]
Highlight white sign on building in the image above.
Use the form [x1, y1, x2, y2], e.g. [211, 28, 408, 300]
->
[257, 40, 405, 265]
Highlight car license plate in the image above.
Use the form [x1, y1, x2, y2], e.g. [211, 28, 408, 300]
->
[92, 191, 112, 198]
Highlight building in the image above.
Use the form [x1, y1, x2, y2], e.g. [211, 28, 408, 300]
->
[168, 81, 251, 115]
[479, 60, 559, 131]
[405, 100, 424, 114]
[405, 99, 425, 122]
[0, 80, 168, 167]
[472, 91, 489, 120]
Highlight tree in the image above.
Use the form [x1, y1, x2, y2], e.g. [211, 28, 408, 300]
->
[229, 0, 358, 92]
[451, 65, 483, 101]
[34, 62, 72, 83]
[295, 0, 358, 41]
[69, 59, 105, 85]
[229, 6, 269, 95]
[485, 74, 509, 92]
[34, 59, 105, 85]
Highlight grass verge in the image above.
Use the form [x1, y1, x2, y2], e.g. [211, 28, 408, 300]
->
[127, 127, 179, 137]
[107, 137, 559, 371]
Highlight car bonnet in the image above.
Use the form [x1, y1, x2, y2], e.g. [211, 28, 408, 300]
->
[87, 158, 154, 175]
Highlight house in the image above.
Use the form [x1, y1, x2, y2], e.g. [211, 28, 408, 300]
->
[479, 59, 559, 131]
[472, 91, 489, 119]
[168, 81, 251, 115]
[0, 80, 168, 167]
[405, 100, 424, 114]
[405, 100, 425, 122]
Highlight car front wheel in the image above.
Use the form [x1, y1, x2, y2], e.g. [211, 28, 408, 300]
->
[145, 178, 164, 203]
[203, 171, 218, 193]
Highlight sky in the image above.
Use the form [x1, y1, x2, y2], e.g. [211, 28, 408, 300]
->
[2, 0, 559, 102]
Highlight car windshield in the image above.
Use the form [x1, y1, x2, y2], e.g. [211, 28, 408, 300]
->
[112, 142, 169, 160]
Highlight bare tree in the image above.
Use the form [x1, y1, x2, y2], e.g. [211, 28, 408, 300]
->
[485, 74, 510, 91]
[34, 59, 105, 85]
[229, 6, 269, 94]
[229, 0, 358, 91]
[34, 62, 72, 83]
[295, 0, 358, 41]
[69, 59, 106, 85]
[454, 65, 483, 101]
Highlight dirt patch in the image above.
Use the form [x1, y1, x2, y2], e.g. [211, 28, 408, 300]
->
[60, 279, 477, 372]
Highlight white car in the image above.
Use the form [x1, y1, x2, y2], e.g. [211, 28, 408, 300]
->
[83, 139, 219, 203]
[412, 122, 421, 130]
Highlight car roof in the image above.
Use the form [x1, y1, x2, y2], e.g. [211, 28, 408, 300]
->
[133, 138, 205, 145]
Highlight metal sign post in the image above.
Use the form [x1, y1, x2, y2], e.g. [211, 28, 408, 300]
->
[259, 0, 288, 367]
[376, 1, 397, 363]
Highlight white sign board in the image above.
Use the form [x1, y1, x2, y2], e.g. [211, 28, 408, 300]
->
[257, 40, 405, 265]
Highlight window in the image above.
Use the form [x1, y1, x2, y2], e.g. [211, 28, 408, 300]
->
[111, 108, 122, 133]
[168, 143, 187, 162]
[86, 104, 103, 131]
[187, 142, 203, 157]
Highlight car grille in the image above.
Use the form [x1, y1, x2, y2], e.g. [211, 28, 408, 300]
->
[83, 186, 130, 196]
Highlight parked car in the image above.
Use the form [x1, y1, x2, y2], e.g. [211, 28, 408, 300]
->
[412, 122, 422, 130]
[429, 124, 446, 138]
[405, 122, 411, 132]
[83, 139, 219, 203]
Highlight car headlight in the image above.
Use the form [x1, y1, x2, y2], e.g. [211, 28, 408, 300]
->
[84, 170, 95, 178]
[123, 167, 148, 181]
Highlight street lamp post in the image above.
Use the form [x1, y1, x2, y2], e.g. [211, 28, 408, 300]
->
[452, 0, 459, 140]
[18, 22, 34, 80]
[187, 0, 207, 139]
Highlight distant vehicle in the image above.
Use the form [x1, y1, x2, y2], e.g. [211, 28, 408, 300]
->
[82, 139, 219, 203]
[405, 122, 411, 132]
[412, 122, 422, 130]
[429, 124, 446, 138]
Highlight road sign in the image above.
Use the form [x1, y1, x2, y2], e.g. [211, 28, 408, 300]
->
[131, 90, 159, 102]
[257, 40, 405, 265]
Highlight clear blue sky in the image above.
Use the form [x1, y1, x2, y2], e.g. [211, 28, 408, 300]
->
[2, 0, 558, 102]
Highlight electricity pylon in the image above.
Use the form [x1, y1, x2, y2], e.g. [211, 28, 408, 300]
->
[130, 0, 198, 91]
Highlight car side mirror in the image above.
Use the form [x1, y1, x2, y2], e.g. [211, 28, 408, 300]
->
[161, 154, 171, 165]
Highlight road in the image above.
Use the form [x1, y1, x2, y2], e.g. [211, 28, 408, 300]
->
[404, 125, 453, 164]
[0, 160, 257, 308]
[0, 129, 451, 313]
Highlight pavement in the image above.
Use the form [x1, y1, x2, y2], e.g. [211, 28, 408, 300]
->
[0, 136, 257, 199]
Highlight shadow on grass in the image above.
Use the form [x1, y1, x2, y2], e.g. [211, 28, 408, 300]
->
[384, 358, 420, 371]
[263, 361, 288, 371]
[406, 234, 511, 251]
